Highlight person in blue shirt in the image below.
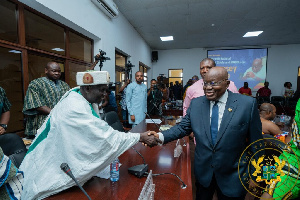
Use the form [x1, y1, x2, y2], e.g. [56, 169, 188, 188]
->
[126, 71, 147, 127]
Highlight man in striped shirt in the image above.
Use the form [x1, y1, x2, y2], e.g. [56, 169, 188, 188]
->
[0, 147, 23, 200]
[0, 87, 11, 135]
[23, 62, 70, 138]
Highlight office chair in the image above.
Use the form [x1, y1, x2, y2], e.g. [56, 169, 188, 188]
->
[0, 133, 27, 168]
[285, 97, 297, 108]
[256, 96, 270, 106]
[103, 106, 117, 114]
[103, 111, 125, 132]
[270, 96, 285, 106]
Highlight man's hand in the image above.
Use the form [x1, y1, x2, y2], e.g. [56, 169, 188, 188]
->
[0, 127, 5, 135]
[189, 132, 194, 140]
[36, 106, 51, 115]
[147, 131, 160, 138]
[140, 131, 162, 147]
[275, 122, 284, 130]
[246, 72, 255, 78]
[130, 115, 135, 122]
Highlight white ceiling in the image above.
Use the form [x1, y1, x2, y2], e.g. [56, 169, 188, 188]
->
[114, 0, 300, 50]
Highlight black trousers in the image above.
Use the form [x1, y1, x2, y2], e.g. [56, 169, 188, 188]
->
[195, 174, 245, 200]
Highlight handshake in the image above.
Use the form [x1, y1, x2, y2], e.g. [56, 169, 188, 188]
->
[139, 131, 162, 148]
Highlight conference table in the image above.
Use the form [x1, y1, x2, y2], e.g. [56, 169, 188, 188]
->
[162, 108, 183, 116]
[46, 117, 193, 200]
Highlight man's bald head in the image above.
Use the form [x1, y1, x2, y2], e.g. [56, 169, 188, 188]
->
[259, 103, 276, 120]
[205, 66, 228, 80]
[46, 62, 58, 69]
[252, 58, 263, 73]
[203, 67, 230, 101]
[45, 62, 61, 81]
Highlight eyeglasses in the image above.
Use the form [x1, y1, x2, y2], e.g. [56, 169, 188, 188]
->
[192, 78, 199, 80]
[203, 79, 228, 87]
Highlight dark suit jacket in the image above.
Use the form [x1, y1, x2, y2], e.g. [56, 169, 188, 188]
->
[162, 91, 263, 197]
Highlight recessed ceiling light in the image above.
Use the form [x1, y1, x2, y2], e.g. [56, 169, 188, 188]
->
[160, 36, 173, 41]
[243, 31, 263, 37]
[52, 48, 65, 52]
[9, 50, 21, 54]
[211, 24, 215, 26]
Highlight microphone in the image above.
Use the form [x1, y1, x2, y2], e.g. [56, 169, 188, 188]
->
[148, 93, 164, 117]
[144, 172, 187, 189]
[60, 163, 92, 200]
[144, 111, 162, 132]
[279, 102, 287, 114]
[131, 147, 146, 165]
[128, 147, 149, 178]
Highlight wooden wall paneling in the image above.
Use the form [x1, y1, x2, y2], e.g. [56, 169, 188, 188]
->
[64, 29, 70, 84]
[17, 4, 25, 46]
[22, 49, 29, 93]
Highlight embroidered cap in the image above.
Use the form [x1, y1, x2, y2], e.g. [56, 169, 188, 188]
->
[76, 70, 110, 86]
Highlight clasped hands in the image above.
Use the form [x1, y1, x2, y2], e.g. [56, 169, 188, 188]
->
[139, 131, 161, 148]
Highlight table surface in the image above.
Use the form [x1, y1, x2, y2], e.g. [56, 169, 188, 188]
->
[46, 117, 193, 200]
[162, 107, 183, 116]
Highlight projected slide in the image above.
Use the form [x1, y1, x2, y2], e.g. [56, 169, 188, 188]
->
[208, 49, 267, 91]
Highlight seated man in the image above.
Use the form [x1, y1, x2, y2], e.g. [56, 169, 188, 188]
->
[0, 147, 23, 200]
[19, 71, 160, 199]
[259, 103, 283, 136]
[259, 102, 300, 199]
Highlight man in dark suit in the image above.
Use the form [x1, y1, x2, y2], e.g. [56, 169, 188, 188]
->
[156, 67, 263, 199]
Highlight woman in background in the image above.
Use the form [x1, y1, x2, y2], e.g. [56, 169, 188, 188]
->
[282, 81, 294, 97]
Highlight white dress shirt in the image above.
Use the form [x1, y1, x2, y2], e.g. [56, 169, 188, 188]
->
[210, 90, 228, 131]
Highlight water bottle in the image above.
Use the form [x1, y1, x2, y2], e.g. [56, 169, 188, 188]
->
[280, 113, 285, 123]
[110, 158, 119, 182]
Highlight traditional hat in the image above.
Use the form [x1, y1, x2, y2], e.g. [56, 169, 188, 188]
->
[76, 70, 110, 86]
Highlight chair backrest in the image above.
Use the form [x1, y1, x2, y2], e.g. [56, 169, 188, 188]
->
[271, 96, 284, 101]
[0, 133, 27, 168]
[271, 96, 285, 105]
[256, 96, 270, 106]
[285, 97, 297, 108]
[103, 111, 125, 132]
[261, 96, 270, 103]
[103, 106, 117, 113]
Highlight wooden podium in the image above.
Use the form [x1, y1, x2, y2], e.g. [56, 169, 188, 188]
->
[46, 118, 192, 200]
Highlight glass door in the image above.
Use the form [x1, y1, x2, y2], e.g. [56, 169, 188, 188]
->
[0, 46, 23, 132]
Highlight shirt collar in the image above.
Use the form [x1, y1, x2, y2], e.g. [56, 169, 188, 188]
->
[211, 90, 228, 104]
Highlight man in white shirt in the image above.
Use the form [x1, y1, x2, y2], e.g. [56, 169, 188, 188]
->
[20, 70, 160, 200]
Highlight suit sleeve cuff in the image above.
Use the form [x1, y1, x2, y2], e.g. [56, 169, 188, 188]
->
[158, 132, 164, 145]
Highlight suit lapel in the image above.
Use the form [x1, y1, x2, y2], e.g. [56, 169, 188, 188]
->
[201, 98, 213, 146]
[215, 92, 237, 146]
